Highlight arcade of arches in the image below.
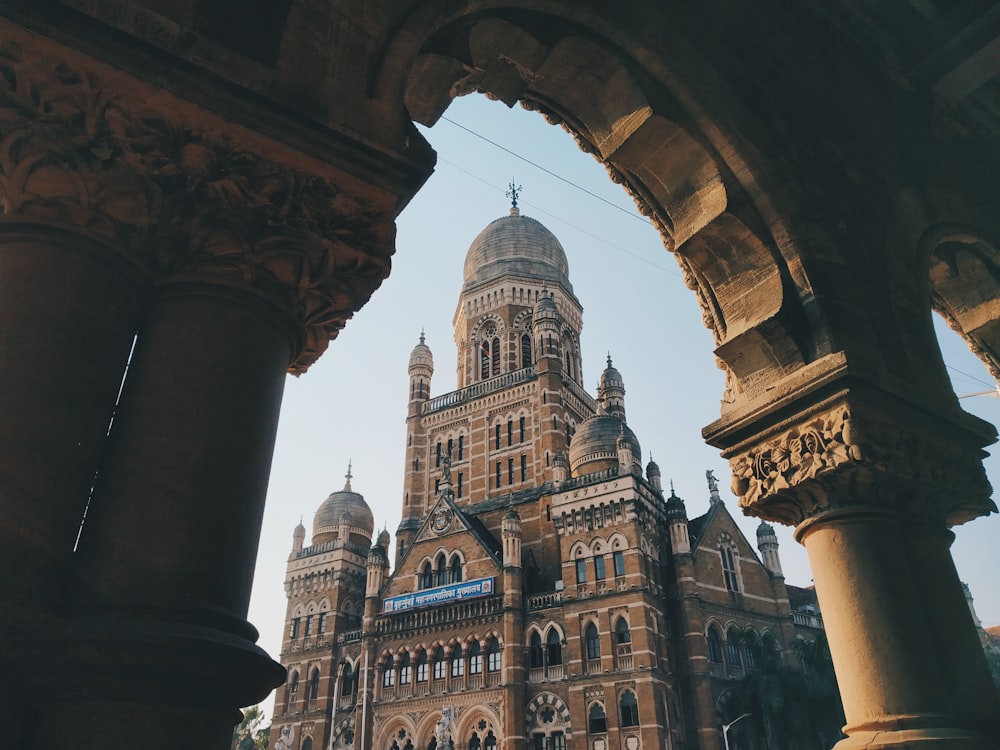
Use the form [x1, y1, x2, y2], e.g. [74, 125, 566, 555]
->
[0, 2, 998, 749]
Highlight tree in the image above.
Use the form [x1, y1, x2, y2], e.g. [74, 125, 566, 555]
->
[724, 630, 845, 750]
[232, 705, 270, 750]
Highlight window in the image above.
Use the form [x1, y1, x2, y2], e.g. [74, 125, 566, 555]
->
[433, 647, 446, 680]
[508, 457, 514, 484]
[399, 652, 412, 685]
[613, 550, 625, 577]
[522, 331, 533, 367]
[484, 732, 497, 750]
[726, 630, 742, 669]
[480, 340, 490, 380]
[507, 420, 513, 446]
[546, 629, 563, 666]
[340, 663, 354, 700]
[382, 656, 395, 687]
[615, 618, 631, 645]
[491, 338, 500, 376]
[496, 461, 502, 488]
[743, 637, 757, 671]
[309, 668, 320, 699]
[436, 442, 441, 467]
[469, 734, 481, 750]
[575, 559, 587, 584]
[451, 645, 464, 677]
[487, 638, 501, 672]
[305, 615, 313, 636]
[290, 617, 300, 639]
[469, 641, 483, 674]
[289, 670, 300, 694]
[495, 424, 501, 451]
[588, 703, 607, 734]
[519, 416, 526, 442]
[533, 735, 545, 750]
[302, 739, 313, 750]
[416, 650, 428, 682]
[721, 544, 740, 592]
[318, 612, 327, 634]
[585, 622, 601, 661]
[708, 628, 723, 663]
[420, 562, 434, 590]
[457, 471, 464, 498]
[450, 556, 462, 583]
[521, 454, 527, 482]
[447, 437, 453, 458]
[594, 556, 606, 580]
[551, 733, 565, 750]
[458, 435, 464, 460]
[436, 555, 448, 586]
[529, 632, 544, 669]
[619, 690, 639, 727]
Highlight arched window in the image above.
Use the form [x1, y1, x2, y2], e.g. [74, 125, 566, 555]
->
[450, 555, 463, 583]
[433, 646, 446, 680]
[491, 338, 500, 376]
[588, 703, 608, 734]
[726, 630, 742, 670]
[309, 667, 320, 700]
[420, 562, 434, 590]
[484, 732, 497, 750]
[480, 340, 490, 380]
[382, 656, 395, 687]
[529, 632, 544, 669]
[302, 738, 313, 750]
[451, 644, 464, 677]
[340, 663, 355, 700]
[720, 543, 740, 592]
[585, 622, 601, 661]
[742, 634, 757, 671]
[521, 334, 532, 368]
[619, 690, 640, 727]
[546, 629, 563, 666]
[416, 649, 428, 682]
[469, 733, 481, 750]
[289, 670, 300, 694]
[469, 641, 483, 674]
[436, 555, 448, 586]
[614, 618, 631, 646]
[707, 627, 723, 663]
[487, 637, 501, 672]
[399, 651, 412, 685]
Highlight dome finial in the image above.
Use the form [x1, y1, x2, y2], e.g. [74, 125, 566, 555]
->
[344, 460, 353, 492]
[505, 179, 523, 214]
[607, 352, 613, 368]
[419, 328, 425, 345]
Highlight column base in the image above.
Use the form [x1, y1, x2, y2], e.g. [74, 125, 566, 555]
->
[836, 715, 991, 749]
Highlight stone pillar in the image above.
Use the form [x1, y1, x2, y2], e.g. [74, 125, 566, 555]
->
[710, 386, 999, 750]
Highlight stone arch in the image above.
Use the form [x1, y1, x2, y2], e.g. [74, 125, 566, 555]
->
[453, 704, 502, 748]
[526, 691, 572, 735]
[377, 716, 418, 750]
[608, 532, 628, 550]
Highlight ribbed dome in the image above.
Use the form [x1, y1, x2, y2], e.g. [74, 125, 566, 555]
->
[312, 479, 374, 545]
[463, 209, 572, 291]
[568, 414, 642, 477]
[408, 331, 433, 372]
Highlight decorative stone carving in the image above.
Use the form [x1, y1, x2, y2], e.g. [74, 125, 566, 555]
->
[726, 398, 996, 526]
[0, 34, 395, 373]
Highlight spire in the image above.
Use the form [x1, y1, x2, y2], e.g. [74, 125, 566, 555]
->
[506, 179, 522, 215]
[344, 460, 353, 492]
[419, 328, 425, 345]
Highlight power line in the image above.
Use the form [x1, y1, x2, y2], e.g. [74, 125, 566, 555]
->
[946, 363, 995, 388]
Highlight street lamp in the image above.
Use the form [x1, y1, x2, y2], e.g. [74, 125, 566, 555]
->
[722, 712, 751, 750]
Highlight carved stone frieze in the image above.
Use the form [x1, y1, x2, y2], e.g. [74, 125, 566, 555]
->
[0, 32, 395, 373]
[726, 398, 996, 527]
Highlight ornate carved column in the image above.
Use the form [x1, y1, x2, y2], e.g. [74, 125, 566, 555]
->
[0, 23, 422, 750]
[706, 367, 1000, 749]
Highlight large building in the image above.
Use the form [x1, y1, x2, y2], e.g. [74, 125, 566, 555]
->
[269, 205, 824, 750]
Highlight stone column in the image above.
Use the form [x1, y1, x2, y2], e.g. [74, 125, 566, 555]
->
[709, 385, 999, 750]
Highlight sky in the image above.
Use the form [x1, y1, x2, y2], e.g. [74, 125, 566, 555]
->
[246, 94, 1000, 717]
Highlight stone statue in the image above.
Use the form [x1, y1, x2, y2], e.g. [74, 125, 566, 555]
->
[435, 707, 454, 750]
[706, 469, 719, 493]
[440, 451, 452, 485]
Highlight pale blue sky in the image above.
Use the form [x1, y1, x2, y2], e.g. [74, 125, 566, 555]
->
[248, 94, 1000, 715]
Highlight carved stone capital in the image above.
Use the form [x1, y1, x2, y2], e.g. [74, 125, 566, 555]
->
[0, 28, 397, 373]
[721, 391, 996, 527]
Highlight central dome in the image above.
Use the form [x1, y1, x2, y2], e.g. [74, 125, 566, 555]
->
[568, 413, 642, 477]
[463, 208, 572, 291]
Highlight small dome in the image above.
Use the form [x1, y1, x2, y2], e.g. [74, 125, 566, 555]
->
[757, 520, 776, 538]
[378, 528, 391, 548]
[409, 331, 433, 372]
[293, 519, 306, 538]
[599, 357, 623, 389]
[568, 413, 642, 477]
[312, 466, 374, 545]
[463, 210, 573, 292]
[534, 291, 559, 320]
[646, 458, 661, 477]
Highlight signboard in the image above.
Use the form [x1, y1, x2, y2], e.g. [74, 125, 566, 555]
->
[383, 577, 495, 613]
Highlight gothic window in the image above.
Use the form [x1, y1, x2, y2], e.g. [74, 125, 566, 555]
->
[458, 435, 464, 460]
[519, 416, 526, 442]
[507, 420, 513, 446]
[303, 738, 313, 750]
[742, 634, 757, 671]
[420, 562, 434, 590]
[720, 541, 740, 592]
[707, 627, 723, 663]
[726, 630, 742, 670]
[575, 559, 587, 584]
[309, 667, 320, 699]
[532, 735, 545, 750]
[382, 656, 395, 687]
[585, 622, 601, 661]
[496, 461, 502, 488]
[340, 663, 355, 699]
[399, 652, 412, 685]
[491, 338, 500, 376]
[469, 733, 481, 750]
[594, 556, 606, 580]
[508, 457, 514, 484]
[615, 618, 632, 646]
[416, 650, 428, 682]
[290, 617, 300, 639]
[495, 424, 501, 450]
[436, 442, 441, 467]
[436, 555, 448, 586]
[546, 629, 563, 666]
[551, 733, 565, 750]
[613, 550, 625, 577]
[457, 472, 464, 499]
[619, 690, 640, 727]
[487, 638, 501, 672]
[521, 334, 532, 368]
[450, 555, 463, 583]
[469, 641, 483, 674]
[529, 632, 544, 669]
[433, 647, 446, 680]
[447, 437, 453, 457]
[317, 612, 327, 634]
[289, 670, 300, 694]
[521, 454, 527, 482]
[588, 703, 607, 734]
[305, 615, 313, 636]
[484, 731, 497, 750]
[480, 340, 490, 380]
[451, 644, 464, 677]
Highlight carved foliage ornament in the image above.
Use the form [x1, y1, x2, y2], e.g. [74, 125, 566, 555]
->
[729, 404, 995, 526]
[0, 40, 394, 373]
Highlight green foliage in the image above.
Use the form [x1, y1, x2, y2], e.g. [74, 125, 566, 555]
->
[232, 705, 270, 750]
[724, 631, 845, 750]
[987, 649, 1000, 691]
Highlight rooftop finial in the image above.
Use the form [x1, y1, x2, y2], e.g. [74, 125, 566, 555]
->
[506, 179, 522, 214]
[607, 352, 613, 368]
[419, 328, 425, 345]
[344, 460, 353, 491]
[670, 479, 675, 495]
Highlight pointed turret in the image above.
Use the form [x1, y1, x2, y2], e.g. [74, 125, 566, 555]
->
[756, 520, 783, 577]
[292, 517, 306, 556]
[646, 456, 662, 492]
[666, 482, 691, 555]
[599, 354, 626, 421]
[502, 505, 523, 569]
[617, 424, 635, 474]
[533, 289, 562, 367]
[408, 330, 433, 407]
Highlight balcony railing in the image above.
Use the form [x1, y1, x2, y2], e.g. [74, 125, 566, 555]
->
[422, 367, 536, 414]
[526, 591, 563, 610]
[792, 610, 824, 629]
[375, 595, 503, 635]
[586, 660, 603, 675]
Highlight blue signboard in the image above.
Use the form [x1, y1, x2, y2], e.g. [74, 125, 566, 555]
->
[383, 577, 495, 613]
